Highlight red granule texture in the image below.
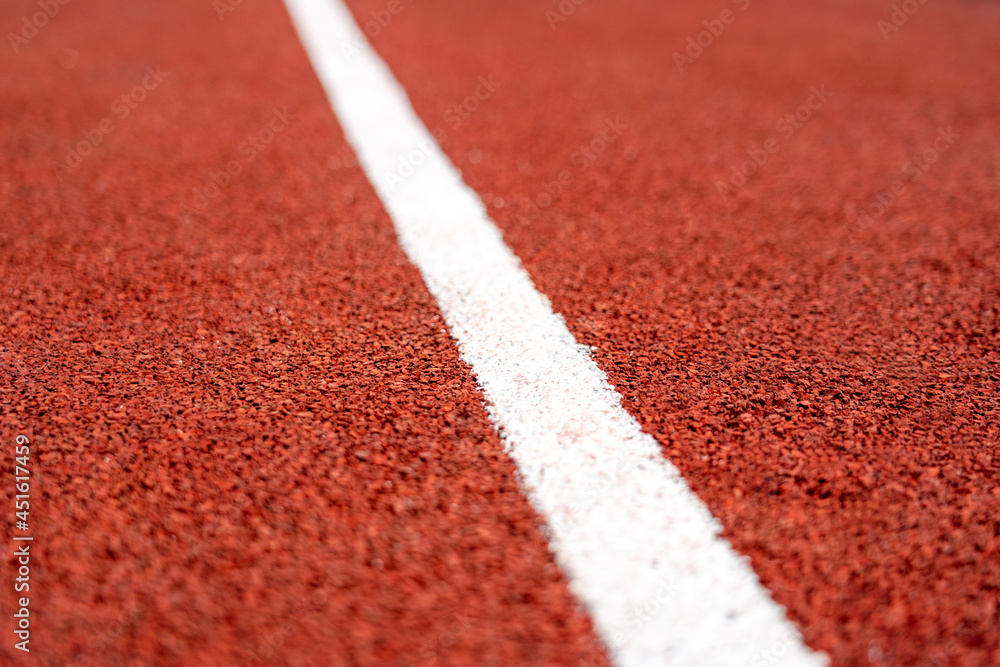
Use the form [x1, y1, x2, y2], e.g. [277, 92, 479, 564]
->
[0, 0, 608, 664]
[343, 0, 1000, 664]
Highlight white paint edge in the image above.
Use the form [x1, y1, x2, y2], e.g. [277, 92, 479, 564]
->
[281, 1, 829, 665]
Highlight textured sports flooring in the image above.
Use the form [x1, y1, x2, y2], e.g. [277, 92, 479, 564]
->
[1, 0, 998, 665]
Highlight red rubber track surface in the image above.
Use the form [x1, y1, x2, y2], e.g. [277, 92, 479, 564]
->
[340, 0, 1000, 664]
[0, 1, 607, 665]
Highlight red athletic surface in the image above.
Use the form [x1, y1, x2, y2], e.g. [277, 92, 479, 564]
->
[0, 1, 605, 665]
[2, 0, 999, 665]
[348, 0, 1000, 664]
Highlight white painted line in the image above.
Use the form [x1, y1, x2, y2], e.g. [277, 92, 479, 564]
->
[282, 1, 829, 665]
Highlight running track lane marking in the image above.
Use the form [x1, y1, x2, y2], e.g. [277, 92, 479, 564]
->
[282, 1, 828, 664]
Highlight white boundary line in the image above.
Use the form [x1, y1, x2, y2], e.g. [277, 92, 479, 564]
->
[282, 1, 828, 664]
